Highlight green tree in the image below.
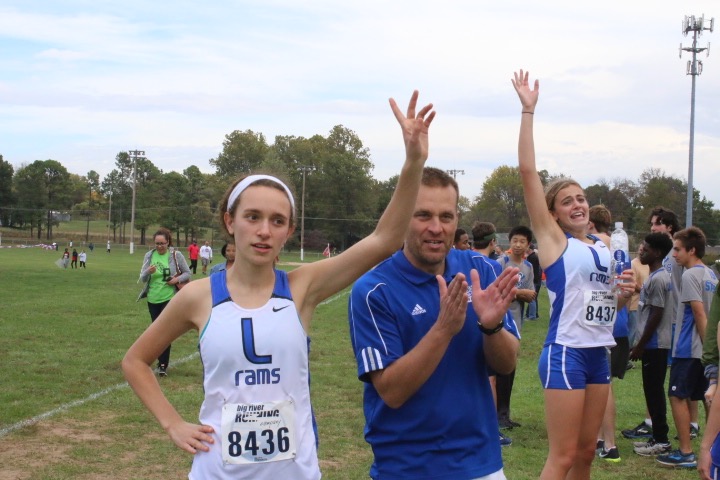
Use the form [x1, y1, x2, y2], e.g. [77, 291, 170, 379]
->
[181, 165, 214, 245]
[132, 158, 163, 245]
[156, 171, 189, 245]
[470, 165, 528, 231]
[584, 181, 637, 232]
[210, 130, 269, 178]
[14, 160, 72, 239]
[0, 155, 15, 227]
[308, 126, 376, 249]
[100, 169, 125, 242]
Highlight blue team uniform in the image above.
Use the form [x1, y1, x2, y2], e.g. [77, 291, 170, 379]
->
[539, 234, 615, 390]
[349, 249, 518, 480]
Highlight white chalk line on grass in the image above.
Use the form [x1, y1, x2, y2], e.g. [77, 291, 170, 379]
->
[0, 352, 200, 439]
[319, 288, 350, 306]
[1, 288, 351, 439]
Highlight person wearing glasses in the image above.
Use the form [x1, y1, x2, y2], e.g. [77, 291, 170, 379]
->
[136, 227, 191, 376]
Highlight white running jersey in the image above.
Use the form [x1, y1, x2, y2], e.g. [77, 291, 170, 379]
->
[544, 234, 616, 348]
[189, 270, 320, 480]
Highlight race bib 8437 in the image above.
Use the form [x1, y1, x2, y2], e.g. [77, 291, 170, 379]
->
[583, 290, 617, 327]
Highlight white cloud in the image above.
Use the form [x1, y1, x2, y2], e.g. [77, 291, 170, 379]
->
[0, 0, 718, 209]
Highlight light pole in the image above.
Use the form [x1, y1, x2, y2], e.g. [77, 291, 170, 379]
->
[446, 169, 465, 180]
[679, 14, 714, 227]
[128, 150, 145, 254]
[107, 191, 112, 242]
[297, 165, 316, 262]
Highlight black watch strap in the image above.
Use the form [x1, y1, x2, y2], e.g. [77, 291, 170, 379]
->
[477, 320, 503, 336]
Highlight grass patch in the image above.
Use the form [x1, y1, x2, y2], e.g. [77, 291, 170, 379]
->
[0, 246, 703, 479]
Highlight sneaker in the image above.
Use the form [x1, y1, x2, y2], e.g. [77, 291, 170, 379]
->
[656, 449, 697, 468]
[158, 365, 168, 377]
[633, 439, 672, 456]
[596, 439, 605, 455]
[622, 421, 653, 439]
[598, 446, 621, 463]
[499, 432, 512, 447]
[626, 361, 634, 370]
[673, 425, 700, 440]
[498, 417, 515, 429]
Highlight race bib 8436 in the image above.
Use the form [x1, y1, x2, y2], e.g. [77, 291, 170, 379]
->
[221, 399, 296, 465]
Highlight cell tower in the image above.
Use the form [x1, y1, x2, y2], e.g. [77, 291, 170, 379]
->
[679, 14, 714, 227]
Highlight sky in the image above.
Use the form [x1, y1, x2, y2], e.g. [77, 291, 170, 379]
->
[1, 1, 719, 209]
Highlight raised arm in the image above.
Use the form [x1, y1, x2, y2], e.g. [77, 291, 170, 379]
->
[511, 70, 566, 264]
[291, 91, 435, 316]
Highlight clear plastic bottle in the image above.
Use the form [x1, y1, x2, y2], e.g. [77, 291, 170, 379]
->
[610, 221, 629, 290]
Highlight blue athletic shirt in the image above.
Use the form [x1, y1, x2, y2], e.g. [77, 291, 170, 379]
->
[349, 249, 518, 480]
[672, 265, 719, 359]
[637, 268, 673, 349]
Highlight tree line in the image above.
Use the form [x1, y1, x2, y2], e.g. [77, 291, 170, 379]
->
[464, 165, 720, 247]
[0, 126, 718, 249]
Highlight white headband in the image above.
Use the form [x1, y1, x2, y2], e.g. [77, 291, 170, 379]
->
[226, 175, 296, 213]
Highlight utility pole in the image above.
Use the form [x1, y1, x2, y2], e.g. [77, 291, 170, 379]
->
[297, 165, 316, 262]
[107, 191, 112, 242]
[128, 150, 145, 254]
[679, 14, 714, 227]
[447, 169, 465, 180]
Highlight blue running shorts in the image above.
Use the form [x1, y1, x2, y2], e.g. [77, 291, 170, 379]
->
[538, 343, 610, 389]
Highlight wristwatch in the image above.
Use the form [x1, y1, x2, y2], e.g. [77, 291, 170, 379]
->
[477, 320, 504, 336]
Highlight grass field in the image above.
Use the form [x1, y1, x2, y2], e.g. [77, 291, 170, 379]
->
[0, 245, 703, 479]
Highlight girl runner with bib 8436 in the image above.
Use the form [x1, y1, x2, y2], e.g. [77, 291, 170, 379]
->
[122, 90, 435, 480]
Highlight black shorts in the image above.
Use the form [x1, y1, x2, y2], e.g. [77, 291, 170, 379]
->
[668, 358, 708, 400]
[608, 336, 630, 379]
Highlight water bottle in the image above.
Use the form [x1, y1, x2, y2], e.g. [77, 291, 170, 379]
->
[610, 221, 629, 290]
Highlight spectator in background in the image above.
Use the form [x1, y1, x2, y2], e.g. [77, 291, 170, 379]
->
[136, 227, 191, 377]
[107, 240, 111, 253]
[188, 240, 200, 274]
[61, 248, 70, 269]
[630, 244, 650, 348]
[453, 228, 471, 250]
[630, 233, 675, 457]
[525, 243, 542, 320]
[200, 241, 213, 275]
[209, 242, 236, 275]
[79, 250, 87, 269]
[472, 220, 515, 447]
[89, 242, 94, 253]
[496, 225, 535, 431]
[657, 227, 718, 468]
[71, 248, 78, 269]
[588, 204, 629, 463]
[623, 207, 689, 442]
[698, 277, 720, 479]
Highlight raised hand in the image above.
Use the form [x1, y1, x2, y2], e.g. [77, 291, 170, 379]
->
[389, 90, 436, 164]
[511, 69, 539, 113]
[470, 267, 519, 328]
